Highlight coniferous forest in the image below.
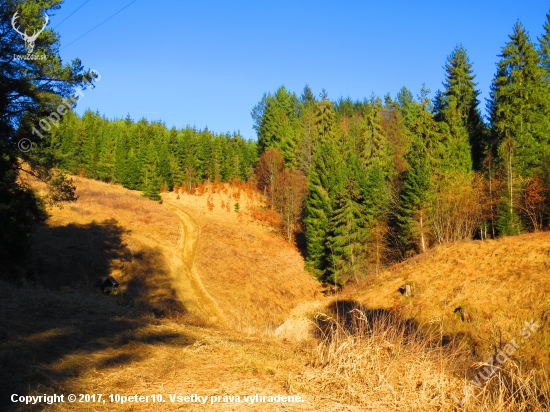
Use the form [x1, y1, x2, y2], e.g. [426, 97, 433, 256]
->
[8, 9, 550, 286]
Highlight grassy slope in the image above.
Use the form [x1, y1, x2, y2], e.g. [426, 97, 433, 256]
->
[343, 234, 550, 369]
[3, 174, 550, 411]
[0, 176, 321, 411]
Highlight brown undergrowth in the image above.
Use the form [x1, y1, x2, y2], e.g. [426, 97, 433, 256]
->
[290, 299, 550, 411]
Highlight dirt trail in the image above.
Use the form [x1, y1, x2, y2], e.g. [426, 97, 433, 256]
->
[163, 198, 227, 327]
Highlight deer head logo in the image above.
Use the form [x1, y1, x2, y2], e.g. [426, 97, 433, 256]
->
[11, 11, 49, 53]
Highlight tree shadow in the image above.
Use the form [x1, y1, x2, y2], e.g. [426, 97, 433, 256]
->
[312, 299, 472, 351]
[0, 219, 194, 409]
[312, 300, 415, 341]
[294, 231, 308, 260]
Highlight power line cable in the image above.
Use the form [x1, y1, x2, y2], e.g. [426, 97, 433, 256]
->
[61, 0, 138, 50]
[54, 0, 90, 29]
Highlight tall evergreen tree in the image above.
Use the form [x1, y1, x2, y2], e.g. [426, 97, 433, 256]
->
[142, 140, 161, 201]
[439, 46, 485, 170]
[314, 98, 336, 143]
[489, 22, 550, 234]
[538, 11, 550, 75]
[113, 122, 129, 183]
[257, 86, 299, 166]
[304, 141, 340, 280]
[326, 180, 369, 285]
[122, 148, 142, 190]
[1, 0, 93, 266]
[398, 88, 440, 253]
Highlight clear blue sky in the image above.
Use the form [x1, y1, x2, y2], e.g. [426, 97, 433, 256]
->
[53, 0, 550, 140]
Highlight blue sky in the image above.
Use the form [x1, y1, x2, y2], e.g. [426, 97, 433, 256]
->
[51, 0, 550, 140]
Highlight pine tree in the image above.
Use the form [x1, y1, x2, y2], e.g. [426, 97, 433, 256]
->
[96, 120, 116, 181]
[437, 97, 473, 176]
[157, 140, 173, 190]
[304, 139, 344, 280]
[314, 98, 336, 143]
[0, 0, 93, 265]
[398, 88, 440, 253]
[398, 138, 433, 253]
[113, 121, 129, 183]
[296, 85, 317, 174]
[142, 140, 161, 201]
[396, 86, 418, 128]
[122, 148, 142, 190]
[257, 86, 299, 166]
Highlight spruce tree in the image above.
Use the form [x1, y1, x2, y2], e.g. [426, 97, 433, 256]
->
[142, 141, 161, 201]
[439, 46, 485, 170]
[326, 180, 369, 285]
[296, 85, 317, 174]
[113, 121, 129, 183]
[397, 89, 440, 253]
[157, 141, 173, 190]
[539, 11, 550, 75]
[490, 22, 550, 234]
[304, 143, 334, 280]
[122, 148, 142, 190]
[314, 98, 336, 143]
[257, 86, 299, 166]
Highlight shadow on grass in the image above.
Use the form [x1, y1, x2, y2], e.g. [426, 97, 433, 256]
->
[313, 299, 473, 350]
[312, 300, 416, 340]
[0, 219, 194, 410]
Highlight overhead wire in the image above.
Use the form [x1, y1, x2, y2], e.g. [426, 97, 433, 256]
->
[53, 0, 90, 29]
[60, 0, 138, 50]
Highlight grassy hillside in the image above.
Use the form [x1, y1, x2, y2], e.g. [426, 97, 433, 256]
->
[276, 234, 550, 411]
[0, 175, 321, 411]
[2, 174, 550, 411]
[342, 233, 550, 370]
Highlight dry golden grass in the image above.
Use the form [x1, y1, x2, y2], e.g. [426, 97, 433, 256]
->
[342, 234, 550, 372]
[291, 303, 550, 411]
[5, 173, 550, 411]
[310, 234, 550, 411]
[0, 280, 318, 411]
[1, 175, 323, 411]
[165, 184, 321, 331]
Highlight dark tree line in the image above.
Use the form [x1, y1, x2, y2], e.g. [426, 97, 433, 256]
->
[50, 111, 258, 201]
[251, 12, 550, 284]
[1, 0, 93, 268]
[5, 2, 550, 287]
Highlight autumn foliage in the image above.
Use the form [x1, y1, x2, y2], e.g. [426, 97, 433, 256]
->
[520, 176, 547, 231]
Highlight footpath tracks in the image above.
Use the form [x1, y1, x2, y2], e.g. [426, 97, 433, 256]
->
[163, 197, 227, 327]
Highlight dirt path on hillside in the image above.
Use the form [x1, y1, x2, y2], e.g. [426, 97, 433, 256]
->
[163, 198, 227, 327]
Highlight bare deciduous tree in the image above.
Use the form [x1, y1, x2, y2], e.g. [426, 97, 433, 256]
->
[273, 169, 307, 242]
[256, 148, 284, 207]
